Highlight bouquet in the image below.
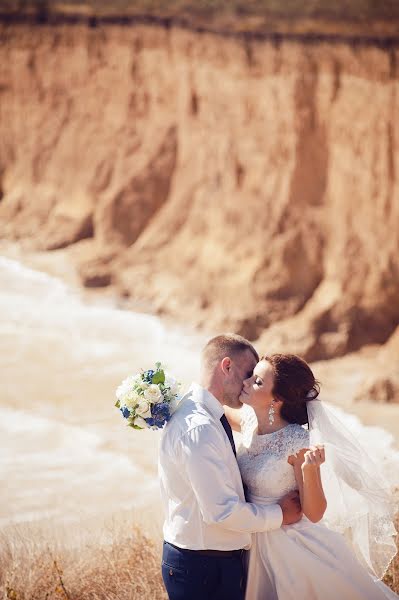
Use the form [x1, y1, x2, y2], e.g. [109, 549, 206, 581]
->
[115, 362, 181, 430]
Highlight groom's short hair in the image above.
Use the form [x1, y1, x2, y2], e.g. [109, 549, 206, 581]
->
[201, 334, 259, 370]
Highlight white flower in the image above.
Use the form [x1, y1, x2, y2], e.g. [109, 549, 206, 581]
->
[123, 390, 141, 409]
[134, 416, 147, 429]
[116, 383, 128, 401]
[144, 384, 163, 404]
[165, 374, 181, 397]
[116, 364, 182, 431]
[116, 374, 140, 401]
[136, 398, 152, 419]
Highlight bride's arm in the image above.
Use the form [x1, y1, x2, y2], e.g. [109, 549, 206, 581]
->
[223, 406, 243, 432]
[288, 447, 327, 523]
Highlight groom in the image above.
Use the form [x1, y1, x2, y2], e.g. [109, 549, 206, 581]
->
[159, 333, 302, 600]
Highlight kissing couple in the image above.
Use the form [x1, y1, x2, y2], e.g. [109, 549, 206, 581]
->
[159, 334, 398, 600]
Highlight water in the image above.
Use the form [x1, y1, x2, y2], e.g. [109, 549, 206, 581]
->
[1, 256, 398, 533]
[0, 256, 204, 530]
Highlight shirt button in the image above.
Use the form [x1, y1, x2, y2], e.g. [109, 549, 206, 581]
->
[169, 569, 173, 576]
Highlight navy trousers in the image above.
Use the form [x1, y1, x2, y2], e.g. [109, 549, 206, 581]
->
[162, 541, 246, 600]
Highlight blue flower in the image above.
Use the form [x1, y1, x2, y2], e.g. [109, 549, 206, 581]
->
[143, 369, 155, 383]
[145, 402, 171, 429]
[120, 406, 131, 419]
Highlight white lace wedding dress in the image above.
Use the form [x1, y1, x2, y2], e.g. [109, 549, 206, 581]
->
[236, 409, 398, 600]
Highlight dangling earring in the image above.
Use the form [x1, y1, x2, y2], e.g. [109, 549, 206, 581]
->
[268, 401, 275, 425]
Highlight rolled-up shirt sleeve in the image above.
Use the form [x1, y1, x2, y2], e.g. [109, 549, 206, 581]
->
[180, 423, 283, 533]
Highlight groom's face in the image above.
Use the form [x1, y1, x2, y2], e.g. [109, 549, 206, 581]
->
[223, 349, 258, 408]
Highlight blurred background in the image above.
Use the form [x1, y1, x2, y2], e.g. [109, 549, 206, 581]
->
[0, 1, 398, 597]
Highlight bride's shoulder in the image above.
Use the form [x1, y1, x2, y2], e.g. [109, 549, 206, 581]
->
[287, 423, 310, 449]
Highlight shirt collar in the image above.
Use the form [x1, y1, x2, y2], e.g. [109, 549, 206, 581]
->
[189, 383, 225, 420]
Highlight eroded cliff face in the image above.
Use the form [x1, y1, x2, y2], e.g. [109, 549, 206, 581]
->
[0, 23, 398, 366]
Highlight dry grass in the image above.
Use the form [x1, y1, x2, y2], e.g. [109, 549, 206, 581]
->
[383, 514, 399, 594]
[384, 553, 399, 595]
[0, 520, 167, 600]
[1, 516, 397, 600]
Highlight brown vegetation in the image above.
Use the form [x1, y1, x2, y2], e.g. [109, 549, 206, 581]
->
[0, 523, 166, 600]
[0, 517, 398, 599]
[383, 514, 399, 594]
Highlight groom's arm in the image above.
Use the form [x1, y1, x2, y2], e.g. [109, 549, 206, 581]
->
[180, 424, 283, 533]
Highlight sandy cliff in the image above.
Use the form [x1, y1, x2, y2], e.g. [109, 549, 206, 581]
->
[0, 22, 398, 375]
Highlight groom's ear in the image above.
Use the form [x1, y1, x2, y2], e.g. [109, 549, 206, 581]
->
[221, 357, 232, 375]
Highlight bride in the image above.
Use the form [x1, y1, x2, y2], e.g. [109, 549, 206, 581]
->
[225, 353, 398, 600]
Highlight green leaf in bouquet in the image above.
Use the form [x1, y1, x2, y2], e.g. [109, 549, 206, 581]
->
[152, 370, 165, 384]
[128, 422, 144, 430]
[115, 399, 121, 408]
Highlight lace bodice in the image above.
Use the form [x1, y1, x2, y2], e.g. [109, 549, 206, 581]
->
[236, 405, 310, 499]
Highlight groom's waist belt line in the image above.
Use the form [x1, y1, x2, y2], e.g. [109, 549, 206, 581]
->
[167, 543, 244, 558]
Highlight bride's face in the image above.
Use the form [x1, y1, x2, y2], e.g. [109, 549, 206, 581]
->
[239, 359, 274, 408]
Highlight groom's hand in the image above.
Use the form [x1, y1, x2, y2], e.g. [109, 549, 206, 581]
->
[278, 490, 302, 525]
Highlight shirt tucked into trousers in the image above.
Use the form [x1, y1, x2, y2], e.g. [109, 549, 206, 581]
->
[159, 384, 283, 600]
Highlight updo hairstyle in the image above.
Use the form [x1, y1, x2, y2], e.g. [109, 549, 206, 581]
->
[263, 353, 320, 426]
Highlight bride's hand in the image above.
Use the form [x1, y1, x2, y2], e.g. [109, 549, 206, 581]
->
[288, 446, 325, 469]
[287, 448, 308, 467]
[302, 446, 325, 470]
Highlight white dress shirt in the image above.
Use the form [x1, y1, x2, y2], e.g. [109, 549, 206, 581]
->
[159, 383, 283, 550]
